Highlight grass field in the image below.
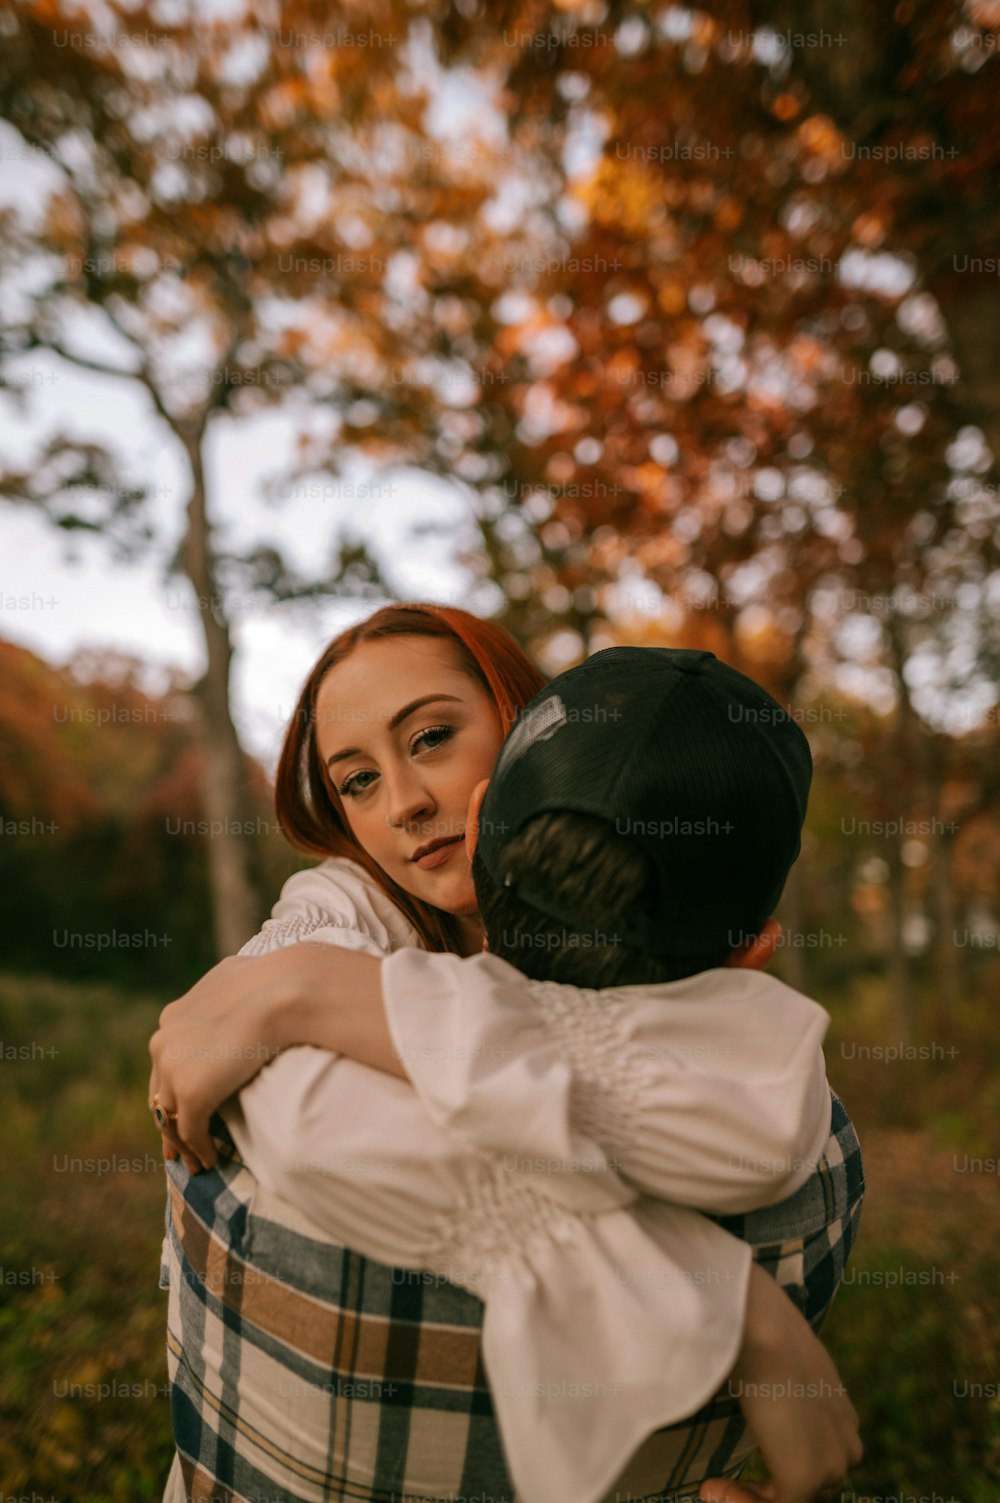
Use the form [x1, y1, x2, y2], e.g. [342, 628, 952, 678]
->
[1, 967, 999, 1499]
[0, 973, 175, 1501]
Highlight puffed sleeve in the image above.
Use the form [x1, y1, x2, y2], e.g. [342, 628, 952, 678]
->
[381, 949, 833, 1214]
[238, 856, 421, 960]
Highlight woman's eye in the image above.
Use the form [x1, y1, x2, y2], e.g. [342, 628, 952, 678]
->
[339, 769, 378, 798]
[412, 725, 454, 755]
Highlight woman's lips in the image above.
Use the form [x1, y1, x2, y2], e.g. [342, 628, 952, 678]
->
[413, 836, 464, 870]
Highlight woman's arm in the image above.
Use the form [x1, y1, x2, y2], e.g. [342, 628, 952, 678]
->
[149, 856, 417, 1167]
[149, 943, 400, 1167]
[150, 937, 831, 1221]
[379, 949, 835, 1215]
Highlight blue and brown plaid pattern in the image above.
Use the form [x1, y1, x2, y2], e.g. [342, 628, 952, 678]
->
[160, 1091, 863, 1503]
[606, 1089, 865, 1500]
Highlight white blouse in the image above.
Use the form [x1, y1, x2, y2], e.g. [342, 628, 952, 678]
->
[238, 855, 423, 958]
[219, 857, 831, 1503]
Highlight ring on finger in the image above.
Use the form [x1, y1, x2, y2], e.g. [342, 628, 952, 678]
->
[151, 1091, 180, 1130]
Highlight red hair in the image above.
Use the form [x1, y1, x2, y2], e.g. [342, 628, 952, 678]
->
[274, 603, 548, 952]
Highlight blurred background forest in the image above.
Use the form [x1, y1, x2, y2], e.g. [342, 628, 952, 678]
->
[1, 0, 999, 1497]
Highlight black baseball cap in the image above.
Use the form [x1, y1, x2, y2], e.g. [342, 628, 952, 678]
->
[477, 646, 812, 955]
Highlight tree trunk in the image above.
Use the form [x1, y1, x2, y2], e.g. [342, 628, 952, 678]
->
[883, 621, 917, 1047]
[884, 812, 913, 1048]
[931, 827, 961, 1034]
[180, 430, 261, 957]
[926, 729, 963, 1037]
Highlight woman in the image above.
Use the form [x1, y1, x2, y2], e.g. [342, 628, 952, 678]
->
[151, 599, 547, 1163]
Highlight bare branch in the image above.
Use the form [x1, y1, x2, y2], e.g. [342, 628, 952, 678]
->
[28, 336, 138, 385]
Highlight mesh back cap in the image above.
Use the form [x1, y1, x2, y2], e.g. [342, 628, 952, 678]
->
[477, 647, 812, 955]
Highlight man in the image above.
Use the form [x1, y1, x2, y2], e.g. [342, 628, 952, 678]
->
[154, 648, 864, 1503]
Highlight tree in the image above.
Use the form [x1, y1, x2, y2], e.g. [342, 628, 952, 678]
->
[3, 0, 998, 991]
[0, 638, 296, 987]
[423, 1, 1000, 1016]
[0, 0, 500, 951]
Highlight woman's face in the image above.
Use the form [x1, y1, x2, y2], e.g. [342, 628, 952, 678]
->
[315, 635, 504, 915]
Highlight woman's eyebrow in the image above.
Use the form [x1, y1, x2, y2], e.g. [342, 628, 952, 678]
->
[325, 695, 463, 767]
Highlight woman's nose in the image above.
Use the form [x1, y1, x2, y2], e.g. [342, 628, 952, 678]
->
[383, 766, 435, 829]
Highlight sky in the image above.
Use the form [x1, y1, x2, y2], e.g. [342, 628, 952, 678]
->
[0, 349, 477, 766]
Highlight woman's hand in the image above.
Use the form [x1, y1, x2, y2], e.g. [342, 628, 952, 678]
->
[148, 943, 400, 1171]
[148, 955, 289, 1171]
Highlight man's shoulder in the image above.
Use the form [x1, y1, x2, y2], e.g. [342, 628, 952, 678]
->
[710, 1087, 864, 1247]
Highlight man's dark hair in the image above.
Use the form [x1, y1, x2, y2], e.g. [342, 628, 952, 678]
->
[472, 812, 732, 988]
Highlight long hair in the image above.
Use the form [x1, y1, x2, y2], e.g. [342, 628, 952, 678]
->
[275, 603, 547, 952]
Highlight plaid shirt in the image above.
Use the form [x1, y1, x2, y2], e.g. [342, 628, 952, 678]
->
[160, 1090, 863, 1503]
